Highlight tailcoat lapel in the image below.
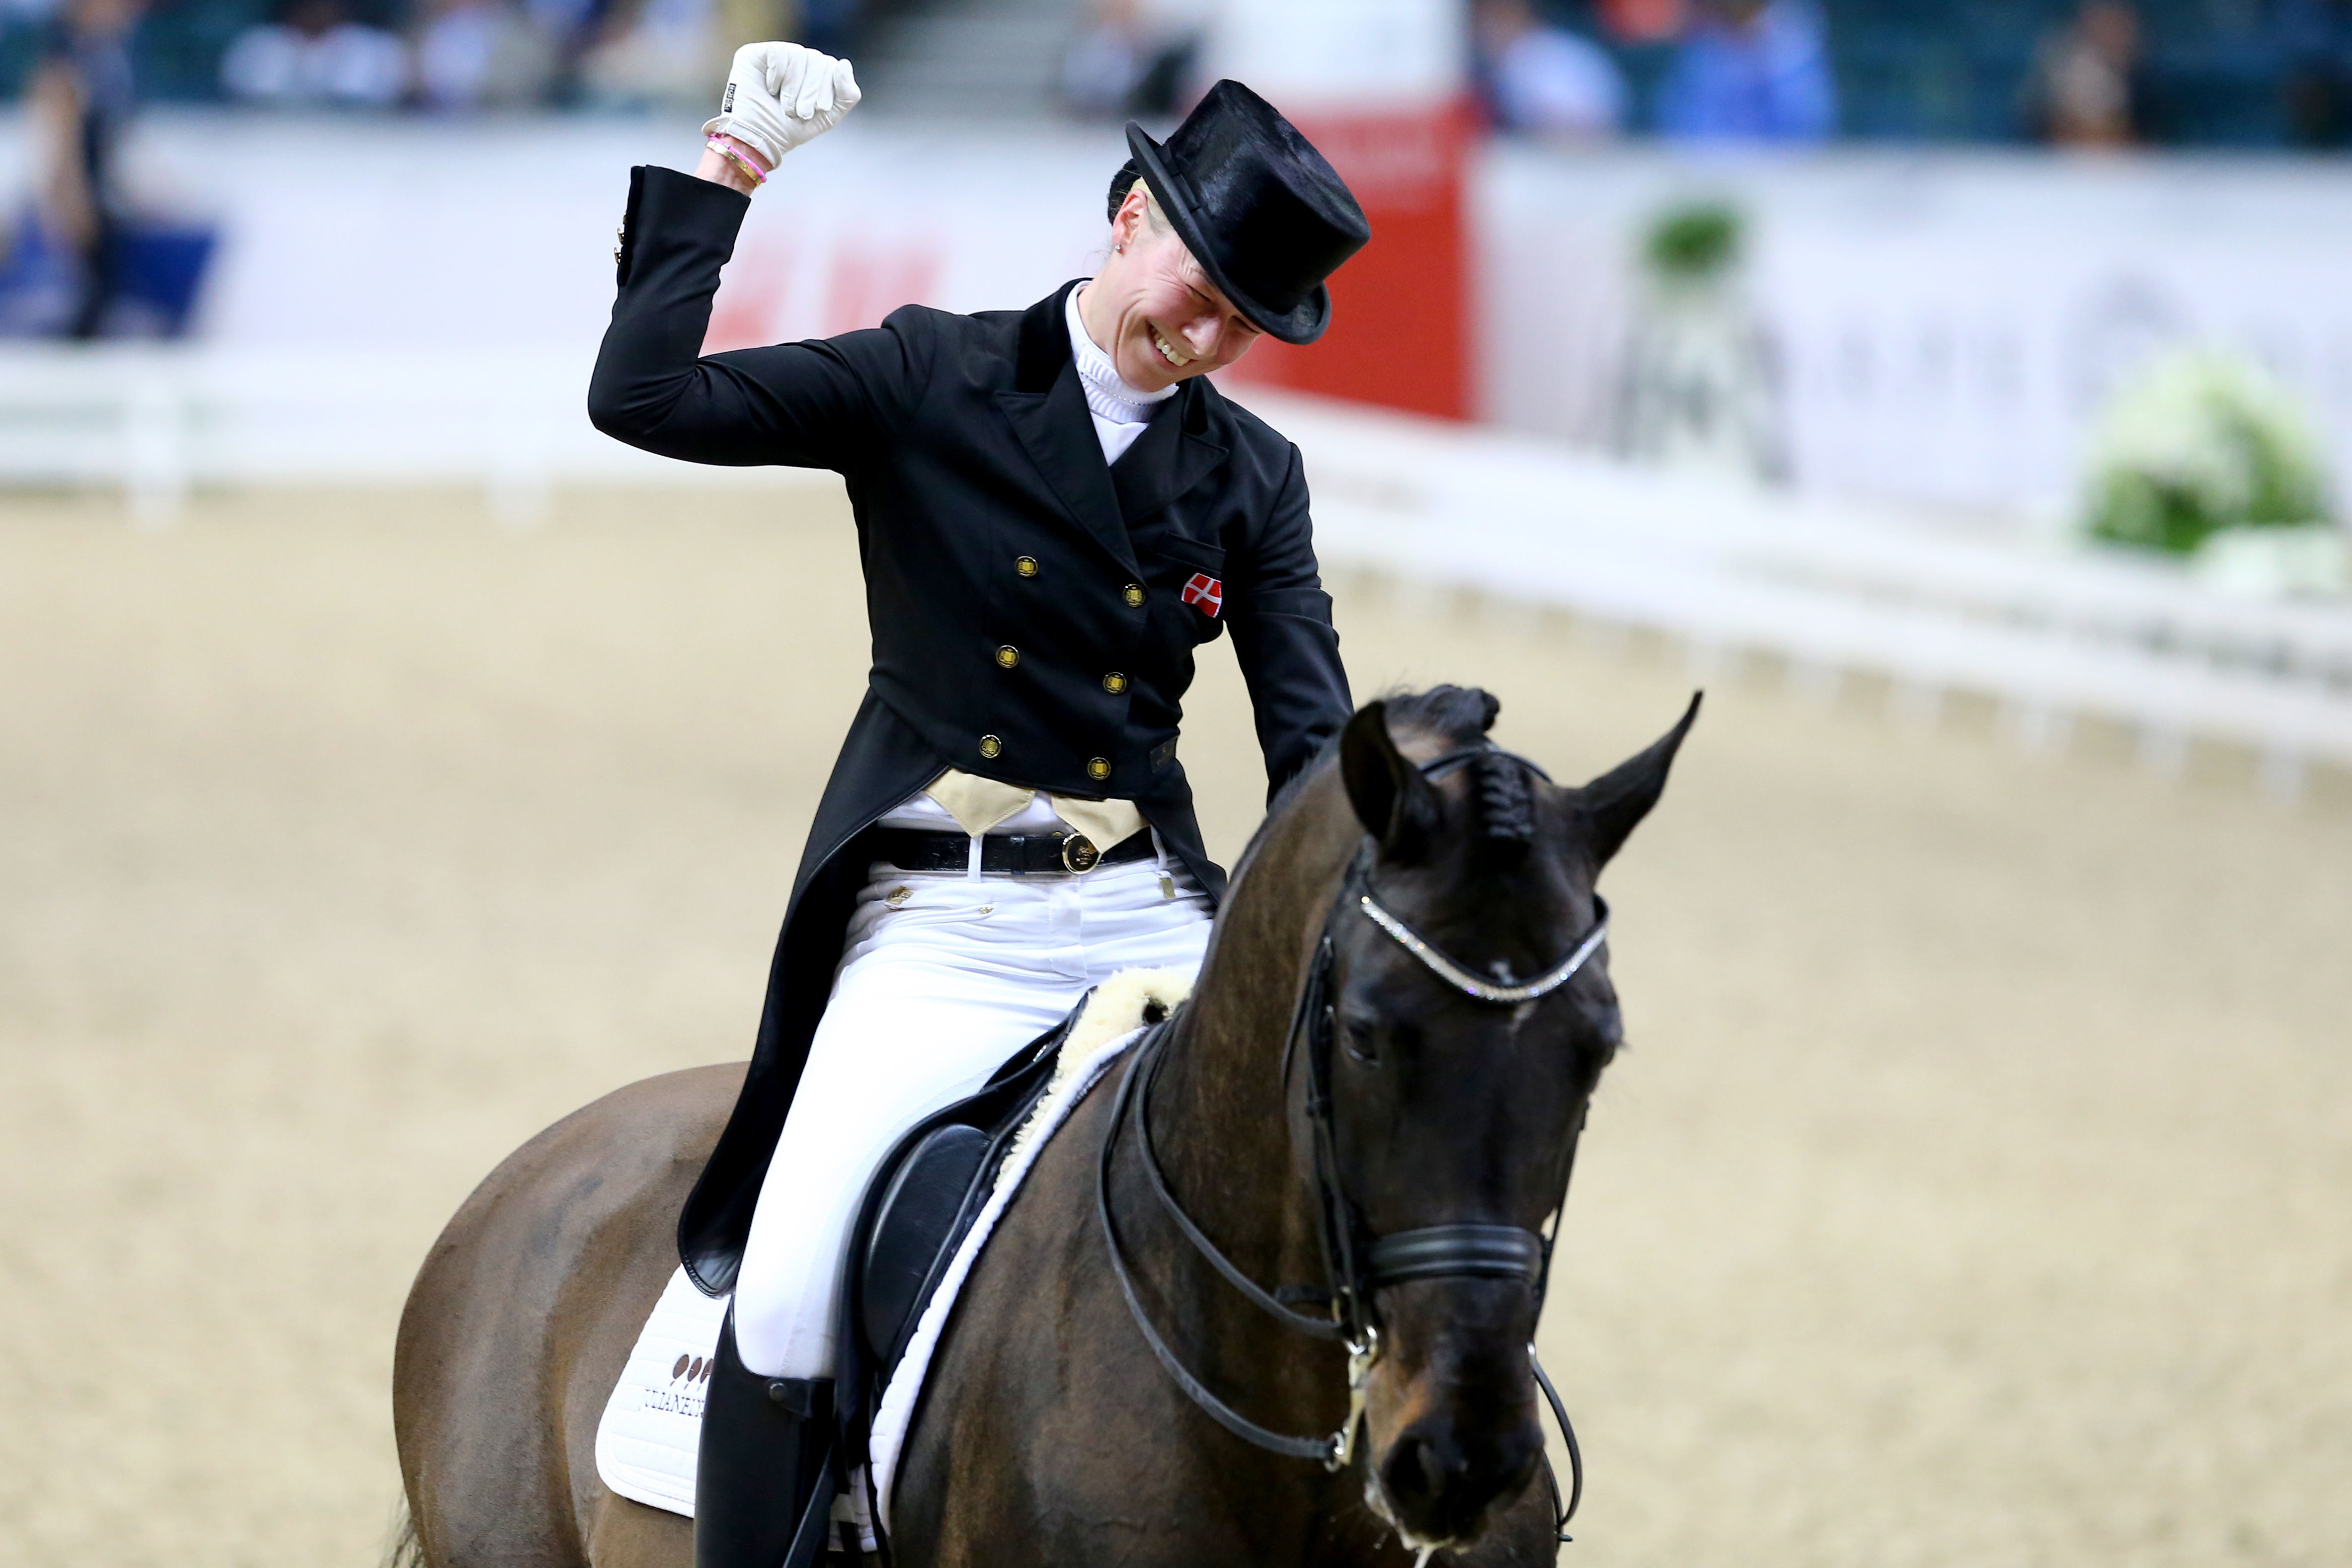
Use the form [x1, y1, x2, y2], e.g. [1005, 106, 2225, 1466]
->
[995, 285, 1139, 577]
[1111, 383, 1230, 527]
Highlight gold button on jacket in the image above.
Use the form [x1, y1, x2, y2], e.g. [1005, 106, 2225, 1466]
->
[1086, 756, 1111, 781]
[1102, 672, 1127, 694]
[995, 645, 1020, 668]
[1014, 555, 1038, 578]
[978, 734, 1003, 759]
[1122, 583, 1145, 606]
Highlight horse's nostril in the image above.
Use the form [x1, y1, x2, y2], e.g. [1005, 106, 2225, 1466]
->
[1379, 1414, 1546, 1544]
[1382, 1428, 1467, 1513]
[1412, 1436, 1451, 1498]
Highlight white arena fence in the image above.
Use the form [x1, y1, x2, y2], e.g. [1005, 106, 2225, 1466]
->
[0, 344, 757, 522]
[1256, 393, 2352, 797]
[4, 347, 2349, 796]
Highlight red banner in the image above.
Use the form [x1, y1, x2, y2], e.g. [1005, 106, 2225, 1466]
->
[1219, 101, 1474, 421]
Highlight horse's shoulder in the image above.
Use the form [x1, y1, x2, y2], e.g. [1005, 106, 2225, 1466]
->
[986, 1065, 1120, 1258]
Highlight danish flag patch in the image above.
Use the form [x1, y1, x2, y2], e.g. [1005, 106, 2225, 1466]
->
[1180, 573, 1223, 618]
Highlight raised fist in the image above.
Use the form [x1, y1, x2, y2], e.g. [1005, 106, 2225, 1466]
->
[704, 43, 861, 169]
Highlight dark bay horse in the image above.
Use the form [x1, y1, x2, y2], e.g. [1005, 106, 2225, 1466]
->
[393, 686, 1697, 1567]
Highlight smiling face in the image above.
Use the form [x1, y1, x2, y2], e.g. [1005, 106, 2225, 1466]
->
[1076, 182, 1265, 393]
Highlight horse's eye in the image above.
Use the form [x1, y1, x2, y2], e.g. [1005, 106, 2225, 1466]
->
[1341, 1016, 1380, 1065]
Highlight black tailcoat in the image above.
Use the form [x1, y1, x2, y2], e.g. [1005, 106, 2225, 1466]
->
[589, 165, 1352, 1294]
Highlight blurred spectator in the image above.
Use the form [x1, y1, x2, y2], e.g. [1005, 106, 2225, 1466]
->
[2023, 0, 2142, 147]
[26, 0, 140, 337]
[713, 0, 790, 60]
[415, 0, 552, 107]
[2277, 0, 2352, 148]
[521, 0, 603, 93]
[1474, 0, 1628, 140]
[575, 0, 721, 106]
[1655, 0, 1835, 143]
[221, 0, 408, 106]
[795, 0, 855, 59]
[1597, 0, 1683, 44]
[1060, 0, 1197, 121]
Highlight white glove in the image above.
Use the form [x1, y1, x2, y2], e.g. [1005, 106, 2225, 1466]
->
[704, 43, 861, 170]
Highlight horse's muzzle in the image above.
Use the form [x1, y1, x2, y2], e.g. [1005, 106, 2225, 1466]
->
[1374, 1407, 1544, 1549]
[1364, 1285, 1546, 1548]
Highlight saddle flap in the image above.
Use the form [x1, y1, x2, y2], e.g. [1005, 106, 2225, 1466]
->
[859, 1123, 993, 1363]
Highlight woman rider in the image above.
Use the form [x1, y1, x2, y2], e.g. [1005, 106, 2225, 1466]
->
[588, 44, 1370, 1568]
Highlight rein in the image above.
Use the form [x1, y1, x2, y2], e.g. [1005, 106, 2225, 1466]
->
[1096, 743, 1604, 1542]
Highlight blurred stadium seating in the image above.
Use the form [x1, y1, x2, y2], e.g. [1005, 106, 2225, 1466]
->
[0, 0, 2332, 146]
[857, 0, 1077, 116]
[1818, 0, 2289, 145]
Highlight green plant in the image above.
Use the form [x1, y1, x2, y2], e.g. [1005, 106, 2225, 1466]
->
[2084, 349, 2334, 556]
[1641, 202, 1743, 284]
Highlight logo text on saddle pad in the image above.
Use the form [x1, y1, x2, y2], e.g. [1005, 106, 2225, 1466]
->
[1180, 574, 1222, 618]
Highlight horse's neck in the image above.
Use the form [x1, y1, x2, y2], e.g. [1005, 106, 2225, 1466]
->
[1148, 796, 1352, 1298]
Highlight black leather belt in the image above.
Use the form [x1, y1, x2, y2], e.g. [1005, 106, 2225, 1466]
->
[872, 827, 1153, 876]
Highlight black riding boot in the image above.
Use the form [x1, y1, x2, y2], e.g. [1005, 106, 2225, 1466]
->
[695, 1309, 839, 1568]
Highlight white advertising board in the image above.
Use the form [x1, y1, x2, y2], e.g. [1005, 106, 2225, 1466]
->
[1478, 145, 2352, 516]
[8, 112, 2352, 516]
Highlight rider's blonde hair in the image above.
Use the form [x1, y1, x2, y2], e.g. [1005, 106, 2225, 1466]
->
[1133, 180, 1173, 235]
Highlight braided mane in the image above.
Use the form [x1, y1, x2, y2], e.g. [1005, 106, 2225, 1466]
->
[1375, 685, 1534, 869]
[1470, 751, 1536, 867]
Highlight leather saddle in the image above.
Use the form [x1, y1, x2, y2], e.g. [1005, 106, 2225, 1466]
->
[823, 997, 1091, 1498]
[848, 1014, 1068, 1377]
[748, 1007, 1074, 1568]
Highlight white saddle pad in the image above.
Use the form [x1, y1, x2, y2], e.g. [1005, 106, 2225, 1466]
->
[593, 969, 1187, 1538]
[593, 1266, 730, 1516]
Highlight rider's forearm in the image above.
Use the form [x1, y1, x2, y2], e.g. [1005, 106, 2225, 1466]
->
[1229, 447, 1352, 801]
[588, 166, 759, 459]
[591, 42, 867, 464]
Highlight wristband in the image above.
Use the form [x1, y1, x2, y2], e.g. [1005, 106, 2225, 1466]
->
[706, 137, 768, 187]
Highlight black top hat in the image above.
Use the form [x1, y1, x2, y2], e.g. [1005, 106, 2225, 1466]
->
[1119, 80, 1371, 346]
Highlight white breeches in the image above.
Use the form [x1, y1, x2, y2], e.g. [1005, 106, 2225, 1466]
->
[730, 852, 1214, 1379]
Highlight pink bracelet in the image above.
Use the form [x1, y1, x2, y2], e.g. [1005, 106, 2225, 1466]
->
[706, 137, 768, 187]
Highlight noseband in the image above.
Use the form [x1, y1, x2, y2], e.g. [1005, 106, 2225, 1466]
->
[1096, 743, 1597, 1539]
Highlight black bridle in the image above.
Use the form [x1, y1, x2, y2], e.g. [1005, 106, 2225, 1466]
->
[1096, 745, 1603, 1542]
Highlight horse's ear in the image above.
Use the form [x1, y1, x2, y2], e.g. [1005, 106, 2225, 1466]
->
[1341, 701, 1441, 862]
[1578, 692, 1701, 867]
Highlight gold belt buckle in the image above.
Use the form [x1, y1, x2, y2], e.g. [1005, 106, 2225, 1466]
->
[1059, 832, 1101, 874]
